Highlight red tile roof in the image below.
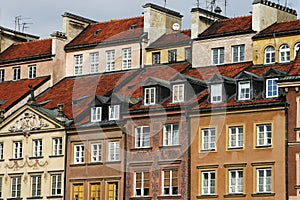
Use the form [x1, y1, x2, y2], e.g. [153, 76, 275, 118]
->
[0, 39, 52, 63]
[248, 63, 293, 76]
[198, 15, 253, 39]
[0, 76, 50, 110]
[66, 16, 144, 49]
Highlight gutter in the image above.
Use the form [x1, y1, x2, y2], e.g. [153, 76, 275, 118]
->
[0, 54, 54, 65]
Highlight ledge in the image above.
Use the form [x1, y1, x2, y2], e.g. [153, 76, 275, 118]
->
[0, 159, 4, 162]
[129, 197, 152, 200]
[157, 195, 182, 199]
[87, 162, 103, 166]
[159, 145, 181, 149]
[46, 195, 63, 199]
[104, 161, 121, 165]
[251, 193, 275, 197]
[70, 163, 86, 167]
[9, 158, 23, 161]
[29, 156, 44, 160]
[130, 147, 153, 152]
[255, 145, 272, 149]
[196, 195, 218, 199]
[49, 155, 64, 158]
[224, 194, 246, 198]
[27, 196, 43, 199]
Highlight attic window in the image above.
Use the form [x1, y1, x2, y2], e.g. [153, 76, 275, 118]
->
[129, 24, 137, 30]
[238, 81, 250, 100]
[94, 29, 102, 36]
[144, 87, 156, 105]
[210, 84, 222, 103]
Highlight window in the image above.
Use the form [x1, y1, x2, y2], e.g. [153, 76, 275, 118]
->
[108, 182, 118, 200]
[122, 48, 131, 69]
[264, 46, 275, 64]
[210, 84, 222, 103]
[294, 43, 300, 59]
[91, 143, 102, 162]
[53, 137, 62, 156]
[91, 107, 102, 122]
[135, 171, 150, 197]
[0, 142, 3, 160]
[0, 177, 2, 197]
[257, 168, 272, 193]
[185, 47, 192, 62]
[31, 175, 41, 197]
[257, 124, 272, 147]
[33, 139, 42, 157]
[202, 128, 216, 151]
[172, 84, 184, 103]
[108, 141, 120, 161]
[74, 54, 83, 75]
[28, 65, 36, 79]
[11, 176, 21, 198]
[0, 69, 4, 83]
[135, 126, 150, 148]
[232, 45, 245, 63]
[13, 141, 22, 159]
[279, 44, 290, 63]
[106, 50, 115, 71]
[162, 169, 178, 196]
[109, 105, 120, 120]
[229, 170, 243, 194]
[73, 183, 84, 200]
[144, 87, 156, 105]
[238, 81, 250, 100]
[202, 171, 216, 195]
[74, 144, 84, 164]
[168, 49, 177, 63]
[51, 174, 62, 196]
[90, 52, 99, 73]
[266, 78, 278, 98]
[212, 47, 224, 65]
[13, 67, 21, 81]
[229, 126, 243, 149]
[152, 52, 161, 64]
[90, 183, 101, 200]
[163, 124, 179, 146]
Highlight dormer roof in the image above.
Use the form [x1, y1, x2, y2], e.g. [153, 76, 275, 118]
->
[263, 68, 287, 77]
[141, 77, 170, 88]
[235, 71, 263, 81]
[208, 74, 235, 84]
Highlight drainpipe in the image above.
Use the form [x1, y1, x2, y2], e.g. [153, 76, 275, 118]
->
[122, 122, 127, 200]
[285, 97, 289, 200]
[139, 32, 148, 69]
[187, 107, 191, 200]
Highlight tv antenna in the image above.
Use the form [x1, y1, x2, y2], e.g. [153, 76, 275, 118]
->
[14, 15, 32, 32]
[205, 0, 228, 15]
[163, 0, 167, 8]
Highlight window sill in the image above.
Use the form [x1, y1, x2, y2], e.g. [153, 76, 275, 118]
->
[27, 196, 43, 199]
[129, 197, 152, 200]
[0, 159, 4, 162]
[159, 145, 181, 149]
[227, 147, 244, 151]
[130, 147, 153, 151]
[200, 149, 216, 153]
[196, 194, 218, 199]
[49, 155, 64, 158]
[70, 163, 86, 167]
[7, 198, 22, 200]
[157, 195, 182, 199]
[224, 193, 246, 198]
[87, 162, 103, 166]
[255, 145, 272, 149]
[29, 156, 44, 160]
[9, 158, 23, 161]
[104, 161, 121, 164]
[46, 195, 63, 199]
[251, 193, 275, 197]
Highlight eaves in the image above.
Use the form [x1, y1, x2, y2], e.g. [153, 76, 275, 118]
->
[252, 29, 300, 40]
[195, 30, 255, 41]
[146, 41, 191, 51]
[0, 54, 54, 65]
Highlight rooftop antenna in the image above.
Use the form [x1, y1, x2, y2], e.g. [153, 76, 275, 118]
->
[164, 0, 167, 8]
[14, 15, 32, 32]
[196, 0, 200, 8]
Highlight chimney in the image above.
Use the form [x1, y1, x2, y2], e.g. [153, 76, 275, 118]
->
[56, 103, 66, 122]
[143, 3, 183, 44]
[252, 0, 297, 32]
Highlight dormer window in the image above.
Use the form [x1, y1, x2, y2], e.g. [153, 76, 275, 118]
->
[238, 81, 250, 100]
[172, 84, 184, 103]
[264, 46, 275, 64]
[279, 44, 290, 63]
[129, 24, 137, 30]
[144, 87, 156, 105]
[266, 78, 278, 98]
[109, 105, 120, 120]
[210, 84, 222, 103]
[294, 43, 300, 59]
[91, 107, 102, 122]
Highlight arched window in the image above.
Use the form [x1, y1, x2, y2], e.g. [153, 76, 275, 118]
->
[264, 46, 275, 64]
[294, 43, 300, 59]
[279, 44, 290, 63]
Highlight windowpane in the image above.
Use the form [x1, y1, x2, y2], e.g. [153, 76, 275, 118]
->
[163, 124, 179, 146]
[106, 50, 115, 71]
[74, 144, 84, 164]
[229, 126, 243, 148]
[173, 84, 184, 103]
[144, 87, 156, 105]
[257, 124, 272, 147]
[74, 54, 83, 75]
[28, 65, 36, 79]
[135, 172, 149, 197]
[108, 141, 120, 161]
[212, 48, 224, 65]
[152, 52, 161, 64]
[264, 46, 275, 64]
[0, 69, 4, 83]
[90, 52, 99, 73]
[279, 44, 290, 63]
[239, 81, 250, 100]
[91, 143, 102, 162]
[202, 128, 216, 150]
[168, 49, 177, 63]
[122, 48, 131, 69]
[202, 171, 215, 195]
[266, 78, 278, 98]
[211, 84, 222, 103]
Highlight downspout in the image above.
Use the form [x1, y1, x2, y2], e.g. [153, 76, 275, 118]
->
[63, 124, 70, 200]
[187, 107, 191, 200]
[285, 97, 289, 200]
[139, 32, 148, 69]
[122, 122, 127, 200]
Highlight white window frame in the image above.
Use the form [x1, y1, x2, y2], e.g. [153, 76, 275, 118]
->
[238, 81, 250, 100]
[108, 141, 120, 161]
[135, 126, 150, 148]
[91, 143, 102, 163]
[134, 171, 150, 197]
[256, 124, 272, 147]
[202, 171, 216, 195]
[109, 105, 120, 120]
[91, 107, 102, 122]
[11, 176, 21, 198]
[53, 137, 62, 156]
[0, 69, 4, 83]
[212, 47, 224, 65]
[28, 65, 36, 79]
[13, 67, 21, 81]
[266, 78, 278, 98]
[264, 46, 275, 64]
[33, 139, 42, 157]
[229, 126, 244, 149]
[163, 124, 179, 146]
[168, 49, 177, 63]
[162, 169, 179, 196]
[152, 52, 161, 64]
[229, 169, 243, 194]
[172, 84, 184, 103]
[74, 54, 83, 75]
[256, 168, 272, 193]
[232, 45, 245, 63]
[31, 175, 41, 197]
[74, 144, 84, 164]
[210, 84, 222, 103]
[144, 87, 156, 105]
[294, 43, 300, 59]
[51, 174, 62, 196]
[279, 44, 290, 63]
[90, 52, 99, 73]
[13, 141, 22, 159]
[201, 128, 216, 151]
[108, 182, 118, 200]
[122, 48, 131, 70]
[106, 50, 115, 71]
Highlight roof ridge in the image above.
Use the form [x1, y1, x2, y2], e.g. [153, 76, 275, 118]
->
[94, 16, 143, 25]
[218, 15, 252, 22]
[13, 38, 52, 46]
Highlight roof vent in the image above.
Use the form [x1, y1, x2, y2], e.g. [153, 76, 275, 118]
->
[129, 24, 138, 30]
[214, 6, 222, 14]
[94, 29, 102, 36]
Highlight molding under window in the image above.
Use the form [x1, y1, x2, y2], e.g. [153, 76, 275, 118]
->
[251, 193, 275, 197]
[224, 193, 246, 198]
[157, 195, 182, 199]
[224, 163, 247, 168]
[196, 195, 218, 199]
[251, 161, 275, 166]
[197, 164, 219, 169]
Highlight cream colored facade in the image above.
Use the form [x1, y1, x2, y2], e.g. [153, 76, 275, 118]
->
[0, 105, 66, 199]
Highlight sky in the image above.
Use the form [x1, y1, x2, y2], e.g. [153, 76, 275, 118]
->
[0, 0, 299, 39]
